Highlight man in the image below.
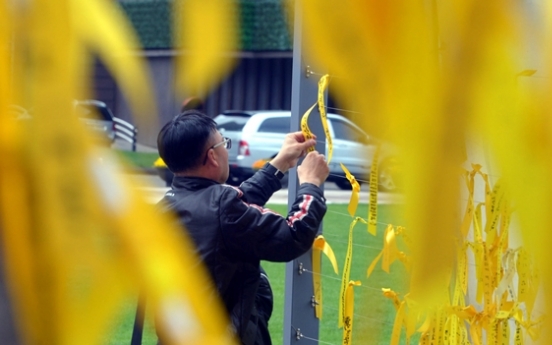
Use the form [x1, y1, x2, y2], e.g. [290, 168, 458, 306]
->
[156, 110, 329, 345]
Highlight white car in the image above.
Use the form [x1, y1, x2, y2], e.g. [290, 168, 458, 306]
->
[214, 110, 400, 191]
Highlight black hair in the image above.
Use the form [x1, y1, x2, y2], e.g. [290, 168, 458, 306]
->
[157, 110, 217, 173]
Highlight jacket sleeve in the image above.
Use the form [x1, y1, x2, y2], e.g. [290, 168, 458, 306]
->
[236, 164, 282, 206]
[219, 183, 327, 262]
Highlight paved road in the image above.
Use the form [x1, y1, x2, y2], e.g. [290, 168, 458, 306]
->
[127, 173, 404, 205]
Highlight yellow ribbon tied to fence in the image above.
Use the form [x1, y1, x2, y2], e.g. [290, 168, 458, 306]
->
[317, 74, 333, 164]
[340, 163, 360, 217]
[338, 217, 366, 328]
[367, 225, 407, 277]
[342, 280, 361, 345]
[368, 143, 381, 236]
[382, 288, 404, 345]
[312, 235, 339, 319]
[300, 103, 317, 153]
[300, 74, 333, 162]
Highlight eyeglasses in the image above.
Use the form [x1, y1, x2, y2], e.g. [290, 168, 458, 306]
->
[202, 137, 231, 165]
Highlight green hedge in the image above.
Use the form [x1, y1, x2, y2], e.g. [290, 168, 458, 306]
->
[118, 0, 293, 51]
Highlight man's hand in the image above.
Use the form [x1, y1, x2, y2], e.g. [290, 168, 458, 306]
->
[297, 151, 330, 187]
[270, 131, 316, 172]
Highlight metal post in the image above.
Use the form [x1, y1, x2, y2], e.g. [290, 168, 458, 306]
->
[130, 292, 146, 345]
[132, 128, 137, 152]
[283, 0, 327, 343]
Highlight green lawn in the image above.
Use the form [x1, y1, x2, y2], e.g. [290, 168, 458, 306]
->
[104, 203, 411, 345]
[113, 150, 159, 171]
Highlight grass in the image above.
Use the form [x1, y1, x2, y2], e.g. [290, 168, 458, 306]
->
[104, 202, 411, 345]
[263, 203, 410, 345]
[113, 150, 159, 171]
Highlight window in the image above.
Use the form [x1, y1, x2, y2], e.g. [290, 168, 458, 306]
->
[258, 117, 291, 133]
[216, 116, 250, 131]
[75, 104, 113, 121]
[330, 118, 368, 143]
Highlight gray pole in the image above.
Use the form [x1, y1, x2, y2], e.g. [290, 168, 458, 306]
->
[283, 0, 327, 343]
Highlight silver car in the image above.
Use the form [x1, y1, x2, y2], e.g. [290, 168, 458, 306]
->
[214, 110, 400, 191]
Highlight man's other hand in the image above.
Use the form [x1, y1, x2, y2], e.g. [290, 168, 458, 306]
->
[297, 151, 329, 187]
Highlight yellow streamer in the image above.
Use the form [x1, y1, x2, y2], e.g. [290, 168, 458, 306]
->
[340, 163, 361, 216]
[300, 103, 317, 153]
[73, 0, 157, 127]
[390, 301, 406, 345]
[460, 169, 474, 238]
[367, 225, 406, 277]
[338, 217, 366, 328]
[312, 235, 339, 319]
[368, 144, 381, 236]
[175, 0, 239, 97]
[0, 1, 235, 344]
[317, 74, 333, 163]
[514, 321, 524, 345]
[342, 280, 361, 345]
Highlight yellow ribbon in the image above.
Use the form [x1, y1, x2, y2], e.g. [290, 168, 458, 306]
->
[340, 163, 360, 217]
[368, 144, 381, 236]
[382, 288, 412, 345]
[342, 280, 361, 345]
[457, 242, 468, 296]
[514, 321, 524, 345]
[517, 248, 539, 317]
[367, 225, 407, 277]
[499, 201, 512, 252]
[300, 103, 317, 153]
[338, 217, 366, 328]
[460, 167, 476, 238]
[486, 183, 504, 249]
[312, 235, 339, 319]
[390, 301, 406, 345]
[317, 74, 333, 164]
[495, 249, 517, 303]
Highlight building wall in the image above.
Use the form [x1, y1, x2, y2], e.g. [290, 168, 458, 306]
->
[93, 53, 296, 148]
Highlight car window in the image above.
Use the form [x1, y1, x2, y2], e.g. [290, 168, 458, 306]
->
[330, 118, 368, 143]
[258, 117, 290, 133]
[75, 104, 113, 121]
[215, 116, 250, 131]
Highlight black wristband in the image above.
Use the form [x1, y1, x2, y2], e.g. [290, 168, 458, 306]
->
[263, 162, 285, 180]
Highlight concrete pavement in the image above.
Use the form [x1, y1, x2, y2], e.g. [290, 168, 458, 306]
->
[135, 184, 404, 205]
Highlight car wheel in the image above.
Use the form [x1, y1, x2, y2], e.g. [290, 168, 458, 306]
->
[334, 178, 354, 190]
[378, 158, 401, 192]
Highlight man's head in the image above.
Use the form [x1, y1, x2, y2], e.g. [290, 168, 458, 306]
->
[157, 110, 229, 183]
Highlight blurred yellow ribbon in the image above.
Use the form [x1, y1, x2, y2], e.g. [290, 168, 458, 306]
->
[340, 163, 360, 217]
[174, 0, 239, 97]
[312, 235, 339, 319]
[73, 0, 157, 127]
[0, 1, 235, 344]
[342, 280, 361, 345]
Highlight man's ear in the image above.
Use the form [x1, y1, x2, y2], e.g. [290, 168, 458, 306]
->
[206, 149, 220, 168]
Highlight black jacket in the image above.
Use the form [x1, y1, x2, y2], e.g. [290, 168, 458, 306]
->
[158, 165, 327, 344]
